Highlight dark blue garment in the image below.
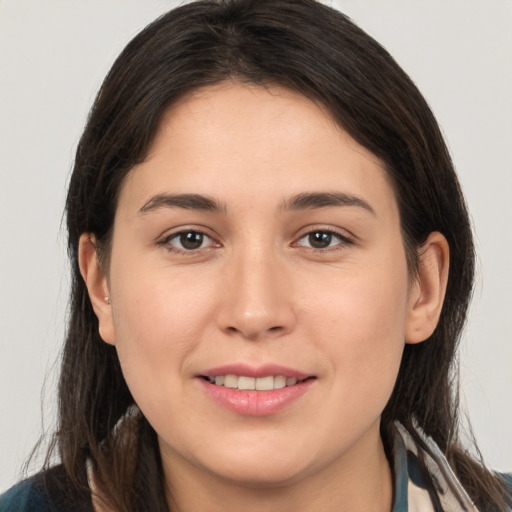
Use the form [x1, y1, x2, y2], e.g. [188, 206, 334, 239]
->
[0, 466, 92, 512]
[0, 479, 52, 512]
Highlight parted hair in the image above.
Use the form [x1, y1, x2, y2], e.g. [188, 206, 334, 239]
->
[47, 0, 511, 510]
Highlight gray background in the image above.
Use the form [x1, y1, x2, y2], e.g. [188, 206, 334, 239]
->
[1, 0, 511, 491]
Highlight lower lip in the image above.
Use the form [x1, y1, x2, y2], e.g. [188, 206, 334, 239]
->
[199, 378, 314, 416]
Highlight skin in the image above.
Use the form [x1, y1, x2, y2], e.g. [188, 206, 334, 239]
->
[80, 83, 449, 512]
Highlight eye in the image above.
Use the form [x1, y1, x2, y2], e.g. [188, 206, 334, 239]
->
[295, 230, 351, 250]
[162, 230, 216, 252]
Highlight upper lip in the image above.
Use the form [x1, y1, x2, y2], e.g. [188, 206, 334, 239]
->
[199, 363, 312, 380]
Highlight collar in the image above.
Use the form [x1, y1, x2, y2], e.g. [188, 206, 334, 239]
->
[391, 421, 479, 512]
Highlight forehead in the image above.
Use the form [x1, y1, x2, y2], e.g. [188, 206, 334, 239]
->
[154, 82, 381, 164]
[118, 82, 397, 217]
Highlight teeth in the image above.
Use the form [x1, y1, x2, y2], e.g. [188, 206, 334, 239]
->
[255, 376, 274, 391]
[224, 375, 238, 389]
[208, 374, 303, 390]
[237, 376, 256, 390]
[274, 375, 286, 389]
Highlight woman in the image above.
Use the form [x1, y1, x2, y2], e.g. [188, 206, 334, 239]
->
[1, 0, 510, 510]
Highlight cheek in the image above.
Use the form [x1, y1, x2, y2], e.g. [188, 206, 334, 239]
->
[303, 259, 409, 408]
[108, 263, 219, 407]
[112, 255, 218, 338]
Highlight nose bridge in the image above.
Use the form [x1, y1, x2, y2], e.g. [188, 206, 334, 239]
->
[217, 240, 295, 340]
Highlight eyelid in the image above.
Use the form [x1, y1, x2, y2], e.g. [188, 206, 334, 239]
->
[158, 226, 221, 254]
[292, 226, 355, 250]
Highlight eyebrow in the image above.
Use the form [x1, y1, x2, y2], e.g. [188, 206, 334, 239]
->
[138, 193, 226, 214]
[138, 191, 375, 216]
[282, 192, 375, 215]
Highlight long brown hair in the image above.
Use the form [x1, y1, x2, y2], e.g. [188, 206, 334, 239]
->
[49, 0, 511, 510]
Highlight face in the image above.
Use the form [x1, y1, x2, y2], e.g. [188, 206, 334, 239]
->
[93, 83, 421, 487]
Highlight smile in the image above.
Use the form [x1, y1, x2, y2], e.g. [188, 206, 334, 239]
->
[198, 365, 316, 415]
[204, 375, 305, 390]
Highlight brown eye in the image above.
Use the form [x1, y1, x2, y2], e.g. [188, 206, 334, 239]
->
[296, 230, 351, 250]
[308, 231, 333, 249]
[164, 230, 214, 251]
[180, 232, 204, 250]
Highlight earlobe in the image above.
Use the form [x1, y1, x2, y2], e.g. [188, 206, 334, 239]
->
[78, 234, 116, 345]
[405, 232, 450, 344]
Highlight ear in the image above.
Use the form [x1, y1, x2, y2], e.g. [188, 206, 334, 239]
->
[405, 232, 450, 344]
[78, 233, 116, 345]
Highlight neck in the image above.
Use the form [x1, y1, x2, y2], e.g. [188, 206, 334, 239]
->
[161, 423, 393, 512]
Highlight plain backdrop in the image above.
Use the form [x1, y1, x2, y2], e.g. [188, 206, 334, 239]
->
[1, 0, 511, 492]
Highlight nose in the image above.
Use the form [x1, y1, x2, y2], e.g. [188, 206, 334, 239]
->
[216, 246, 297, 341]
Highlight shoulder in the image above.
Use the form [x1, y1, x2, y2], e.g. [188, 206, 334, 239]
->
[501, 472, 512, 489]
[0, 466, 93, 512]
[499, 472, 512, 510]
[0, 477, 52, 512]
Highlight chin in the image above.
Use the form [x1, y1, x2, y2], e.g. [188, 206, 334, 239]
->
[194, 437, 325, 489]
[209, 459, 309, 489]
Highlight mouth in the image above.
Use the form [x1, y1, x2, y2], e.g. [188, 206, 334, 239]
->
[200, 374, 314, 391]
[197, 364, 316, 415]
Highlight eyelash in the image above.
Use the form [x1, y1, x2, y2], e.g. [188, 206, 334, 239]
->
[293, 229, 354, 252]
[158, 227, 354, 255]
[159, 229, 218, 255]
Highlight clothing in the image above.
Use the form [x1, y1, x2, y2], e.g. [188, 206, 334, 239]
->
[392, 422, 512, 511]
[0, 465, 92, 512]
[1, 423, 511, 511]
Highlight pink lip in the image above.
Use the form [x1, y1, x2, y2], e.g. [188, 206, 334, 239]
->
[200, 363, 311, 380]
[197, 363, 315, 416]
[199, 379, 314, 416]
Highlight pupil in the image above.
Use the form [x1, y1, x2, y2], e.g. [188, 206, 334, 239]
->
[180, 232, 203, 250]
[309, 232, 331, 249]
